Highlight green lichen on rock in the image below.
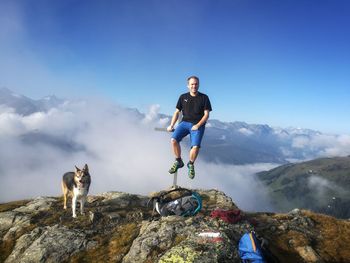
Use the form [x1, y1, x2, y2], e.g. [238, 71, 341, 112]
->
[159, 245, 200, 263]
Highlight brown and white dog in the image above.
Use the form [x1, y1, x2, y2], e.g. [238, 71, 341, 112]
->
[61, 164, 91, 218]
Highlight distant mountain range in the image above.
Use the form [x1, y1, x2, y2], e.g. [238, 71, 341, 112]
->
[201, 120, 322, 164]
[256, 156, 350, 218]
[0, 87, 64, 115]
[0, 87, 346, 165]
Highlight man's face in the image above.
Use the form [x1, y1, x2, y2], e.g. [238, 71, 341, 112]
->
[187, 78, 199, 94]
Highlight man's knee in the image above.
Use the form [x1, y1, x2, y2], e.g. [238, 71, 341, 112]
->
[171, 138, 178, 145]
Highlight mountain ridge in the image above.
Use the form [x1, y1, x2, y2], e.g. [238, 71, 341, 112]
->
[256, 156, 350, 218]
[0, 87, 64, 115]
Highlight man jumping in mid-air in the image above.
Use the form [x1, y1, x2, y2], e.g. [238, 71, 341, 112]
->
[167, 76, 212, 179]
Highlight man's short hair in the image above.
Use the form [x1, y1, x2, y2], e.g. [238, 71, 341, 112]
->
[187, 76, 199, 83]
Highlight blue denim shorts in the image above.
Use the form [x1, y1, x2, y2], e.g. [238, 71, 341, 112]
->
[172, 121, 205, 148]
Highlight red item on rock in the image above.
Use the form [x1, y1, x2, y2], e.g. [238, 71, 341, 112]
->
[210, 209, 242, 224]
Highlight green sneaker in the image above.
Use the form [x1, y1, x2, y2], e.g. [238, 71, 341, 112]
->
[168, 159, 184, 174]
[187, 162, 195, 179]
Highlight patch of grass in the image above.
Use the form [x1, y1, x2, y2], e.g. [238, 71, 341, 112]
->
[304, 211, 350, 262]
[30, 198, 95, 230]
[108, 223, 140, 260]
[0, 238, 15, 262]
[262, 229, 307, 263]
[70, 223, 140, 263]
[0, 200, 30, 212]
[173, 235, 187, 246]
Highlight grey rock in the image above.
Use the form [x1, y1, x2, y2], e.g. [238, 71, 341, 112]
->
[5, 225, 87, 263]
[288, 208, 301, 216]
[14, 197, 56, 214]
[295, 246, 323, 263]
[0, 211, 31, 242]
[0, 211, 17, 232]
[100, 192, 148, 208]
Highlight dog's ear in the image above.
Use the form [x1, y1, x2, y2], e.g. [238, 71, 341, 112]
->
[83, 164, 89, 173]
[75, 165, 80, 172]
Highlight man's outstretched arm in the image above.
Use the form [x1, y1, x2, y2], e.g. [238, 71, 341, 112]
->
[167, 109, 181, 131]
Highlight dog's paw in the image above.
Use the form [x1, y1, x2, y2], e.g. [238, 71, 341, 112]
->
[63, 206, 67, 210]
[72, 214, 77, 218]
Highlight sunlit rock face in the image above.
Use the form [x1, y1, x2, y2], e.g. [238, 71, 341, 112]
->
[0, 189, 349, 263]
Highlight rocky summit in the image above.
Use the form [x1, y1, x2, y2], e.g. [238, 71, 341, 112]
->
[0, 189, 349, 263]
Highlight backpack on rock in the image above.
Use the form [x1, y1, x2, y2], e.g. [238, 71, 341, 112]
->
[148, 187, 202, 217]
[238, 231, 279, 263]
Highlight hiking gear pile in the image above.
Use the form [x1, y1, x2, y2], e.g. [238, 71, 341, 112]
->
[149, 187, 202, 217]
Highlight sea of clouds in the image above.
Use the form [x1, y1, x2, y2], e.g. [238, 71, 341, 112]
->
[0, 99, 278, 211]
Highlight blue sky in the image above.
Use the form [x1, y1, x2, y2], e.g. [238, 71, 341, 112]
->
[1, 0, 349, 134]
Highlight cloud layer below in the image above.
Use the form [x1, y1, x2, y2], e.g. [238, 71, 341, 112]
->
[0, 99, 278, 212]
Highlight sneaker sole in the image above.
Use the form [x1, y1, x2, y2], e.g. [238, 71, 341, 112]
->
[169, 165, 184, 174]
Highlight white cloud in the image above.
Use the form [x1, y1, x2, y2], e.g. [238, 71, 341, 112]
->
[0, 111, 25, 136]
[159, 117, 170, 127]
[307, 175, 346, 205]
[142, 104, 160, 123]
[0, 98, 278, 212]
[190, 162, 278, 211]
[292, 134, 350, 157]
[142, 104, 169, 127]
[238, 127, 253, 136]
[0, 100, 170, 200]
[0, 105, 15, 114]
[291, 136, 310, 148]
[308, 175, 330, 190]
[319, 135, 350, 156]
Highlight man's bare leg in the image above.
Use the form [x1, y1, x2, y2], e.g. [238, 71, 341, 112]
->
[169, 139, 184, 174]
[171, 138, 181, 158]
[187, 146, 199, 179]
[189, 146, 199, 163]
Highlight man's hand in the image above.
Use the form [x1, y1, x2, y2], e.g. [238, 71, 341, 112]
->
[191, 124, 199, 131]
[167, 125, 175, 132]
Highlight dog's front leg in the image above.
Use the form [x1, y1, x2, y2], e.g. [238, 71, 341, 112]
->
[61, 182, 68, 209]
[72, 195, 77, 218]
[80, 198, 85, 215]
[63, 194, 67, 210]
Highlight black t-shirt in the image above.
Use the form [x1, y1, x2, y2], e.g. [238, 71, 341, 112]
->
[176, 92, 212, 124]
